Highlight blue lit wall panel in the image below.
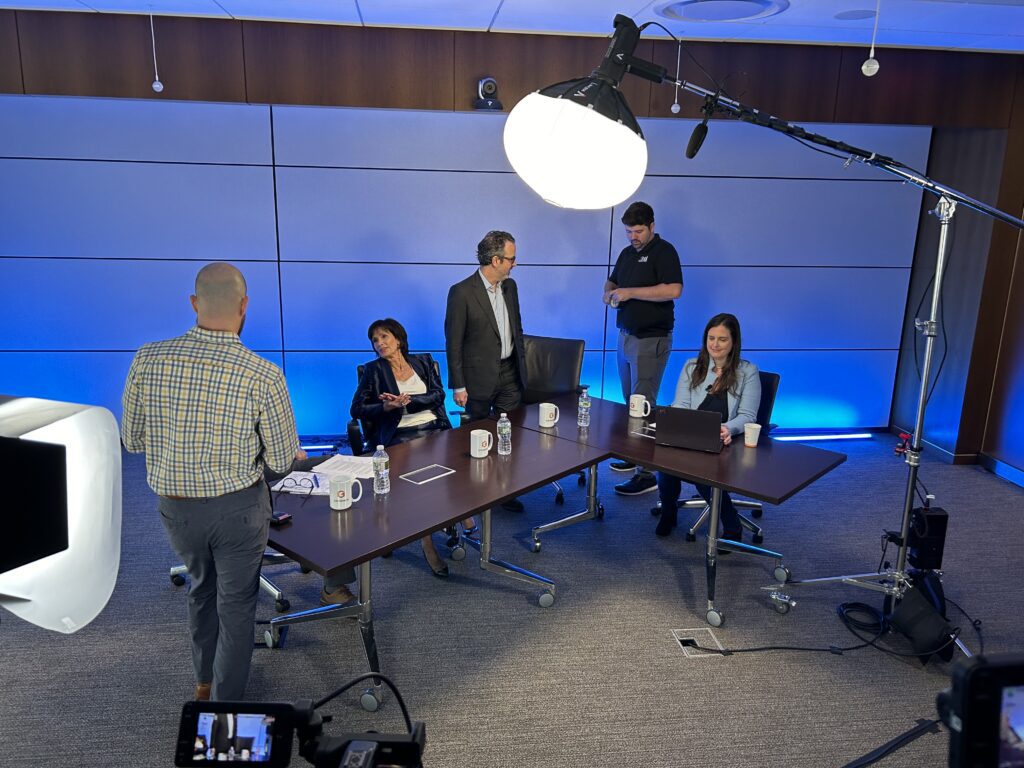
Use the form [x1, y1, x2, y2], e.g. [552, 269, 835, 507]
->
[0, 352, 136, 416]
[603, 266, 910, 351]
[642, 118, 931, 181]
[614, 175, 922, 267]
[0, 95, 271, 164]
[0, 160, 277, 260]
[275, 167, 611, 265]
[280, 262, 609, 353]
[274, 105, 510, 171]
[601, 350, 897, 428]
[0, 258, 283, 351]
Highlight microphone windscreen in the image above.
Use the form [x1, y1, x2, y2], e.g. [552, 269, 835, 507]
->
[685, 122, 708, 160]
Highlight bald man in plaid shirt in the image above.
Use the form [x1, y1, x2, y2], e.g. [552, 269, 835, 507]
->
[122, 262, 301, 702]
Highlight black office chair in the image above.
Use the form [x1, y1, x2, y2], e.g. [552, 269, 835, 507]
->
[520, 334, 604, 551]
[650, 370, 781, 544]
[521, 334, 588, 504]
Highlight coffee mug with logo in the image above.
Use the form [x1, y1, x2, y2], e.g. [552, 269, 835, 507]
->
[538, 402, 560, 428]
[330, 474, 363, 510]
[628, 394, 651, 418]
[470, 429, 492, 458]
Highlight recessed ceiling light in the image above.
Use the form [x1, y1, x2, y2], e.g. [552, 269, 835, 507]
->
[835, 9, 877, 20]
[655, 0, 790, 23]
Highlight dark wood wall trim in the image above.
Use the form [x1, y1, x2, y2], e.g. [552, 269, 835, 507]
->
[3, 10, 1022, 130]
[0, 10, 23, 94]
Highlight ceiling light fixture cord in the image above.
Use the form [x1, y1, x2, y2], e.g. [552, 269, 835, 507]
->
[869, 0, 881, 58]
[149, 13, 163, 92]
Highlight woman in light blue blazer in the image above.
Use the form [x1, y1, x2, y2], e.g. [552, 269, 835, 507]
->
[656, 313, 761, 539]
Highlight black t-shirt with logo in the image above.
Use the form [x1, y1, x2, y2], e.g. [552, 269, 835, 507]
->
[608, 234, 682, 338]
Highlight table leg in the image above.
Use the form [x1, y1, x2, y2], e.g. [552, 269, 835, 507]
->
[704, 486, 724, 627]
[469, 507, 557, 607]
[262, 560, 383, 711]
[529, 464, 602, 551]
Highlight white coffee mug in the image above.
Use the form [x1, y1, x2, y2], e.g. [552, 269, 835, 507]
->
[329, 474, 363, 510]
[538, 402, 560, 428]
[470, 429, 492, 458]
[629, 394, 651, 418]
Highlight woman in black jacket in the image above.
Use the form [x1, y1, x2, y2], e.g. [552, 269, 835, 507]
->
[350, 318, 473, 577]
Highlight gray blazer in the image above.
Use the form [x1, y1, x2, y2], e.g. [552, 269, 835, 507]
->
[671, 358, 761, 435]
[444, 270, 527, 398]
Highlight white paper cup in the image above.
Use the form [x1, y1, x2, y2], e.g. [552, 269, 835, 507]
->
[330, 475, 363, 510]
[744, 422, 762, 448]
[470, 429, 492, 458]
[538, 402, 560, 427]
[629, 394, 651, 418]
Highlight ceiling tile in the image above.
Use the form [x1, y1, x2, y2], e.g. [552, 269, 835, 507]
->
[359, 0, 497, 30]
[215, 0, 360, 24]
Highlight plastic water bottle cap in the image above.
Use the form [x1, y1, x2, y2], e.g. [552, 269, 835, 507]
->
[376, 445, 384, 450]
[500, 413, 507, 418]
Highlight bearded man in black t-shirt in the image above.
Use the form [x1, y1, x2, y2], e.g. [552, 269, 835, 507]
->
[602, 201, 683, 495]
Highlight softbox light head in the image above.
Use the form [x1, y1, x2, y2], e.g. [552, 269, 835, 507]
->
[503, 77, 648, 210]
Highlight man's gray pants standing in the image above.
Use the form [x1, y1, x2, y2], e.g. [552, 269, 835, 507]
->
[617, 330, 672, 476]
[159, 481, 270, 701]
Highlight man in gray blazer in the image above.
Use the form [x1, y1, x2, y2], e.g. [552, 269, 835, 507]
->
[445, 230, 528, 510]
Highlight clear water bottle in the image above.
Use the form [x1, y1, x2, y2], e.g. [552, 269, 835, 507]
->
[497, 413, 512, 455]
[372, 444, 390, 495]
[577, 385, 591, 428]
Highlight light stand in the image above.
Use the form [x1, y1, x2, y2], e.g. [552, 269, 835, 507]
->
[506, 14, 1024, 648]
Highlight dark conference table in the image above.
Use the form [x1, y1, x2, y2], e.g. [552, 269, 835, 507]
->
[265, 417, 607, 710]
[499, 393, 847, 627]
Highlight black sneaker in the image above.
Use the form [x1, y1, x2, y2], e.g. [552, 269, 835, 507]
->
[614, 474, 658, 495]
[610, 460, 636, 472]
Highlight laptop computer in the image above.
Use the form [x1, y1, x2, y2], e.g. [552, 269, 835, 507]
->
[654, 407, 724, 453]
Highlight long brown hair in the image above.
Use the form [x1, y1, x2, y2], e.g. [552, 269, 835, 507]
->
[689, 313, 743, 395]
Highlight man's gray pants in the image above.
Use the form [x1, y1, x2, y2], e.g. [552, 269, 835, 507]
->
[617, 330, 672, 477]
[159, 481, 270, 701]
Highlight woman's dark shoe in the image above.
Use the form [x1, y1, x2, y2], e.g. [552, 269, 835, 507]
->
[421, 539, 449, 578]
[655, 509, 678, 537]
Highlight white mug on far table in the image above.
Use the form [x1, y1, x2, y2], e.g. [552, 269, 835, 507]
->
[538, 402, 560, 428]
[628, 394, 651, 418]
[470, 429, 492, 458]
[329, 474, 363, 510]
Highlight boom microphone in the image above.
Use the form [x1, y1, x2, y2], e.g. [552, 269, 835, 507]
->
[685, 120, 708, 159]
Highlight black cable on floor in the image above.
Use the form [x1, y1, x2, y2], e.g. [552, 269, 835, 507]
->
[840, 718, 943, 768]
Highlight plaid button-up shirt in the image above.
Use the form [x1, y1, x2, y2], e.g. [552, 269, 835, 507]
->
[121, 326, 299, 498]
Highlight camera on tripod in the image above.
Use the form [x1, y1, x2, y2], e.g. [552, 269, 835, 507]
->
[937, 653, 1024, 768]
[175, 698, 425, 767]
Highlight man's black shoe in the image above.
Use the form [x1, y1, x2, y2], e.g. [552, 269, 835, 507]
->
[614, 474, 658, 496]
[500, 498, 525, 512]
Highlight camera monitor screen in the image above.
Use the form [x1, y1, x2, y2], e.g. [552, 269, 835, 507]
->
[1002, 684, 1024, 768]
[190, 711, 278, 763]
[0, 435, 68, 575]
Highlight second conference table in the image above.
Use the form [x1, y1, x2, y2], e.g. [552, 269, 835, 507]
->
[265, 396, 845, 708]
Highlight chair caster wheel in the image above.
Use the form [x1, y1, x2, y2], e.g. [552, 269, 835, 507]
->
[752, 509, 763, 519]
[596, 504, 605, 520]
[300, 566, 311, 574]
[651, 504, 662, 517]
[264, 626, 288, 649]
[450, 545, 466, 561]
[532, 540, 542, 553]
[706, 609, 724, 627]
[275, 599, 290, 613]
[555, 491, 564, 505]
[577, 474, 586, 486]
[171, 574, 186, 587]
[538, 591, 555, 608]
[380, 550, 392, 558]
[773, 565, 792, 583]
[753, 534, 764, 545]
[360, 690, 380, 712]
[770, 591, 795, 614]
[685, 532, 696, 542]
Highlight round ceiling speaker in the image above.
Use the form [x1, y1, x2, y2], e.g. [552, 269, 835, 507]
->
[656, 0, 790, 23]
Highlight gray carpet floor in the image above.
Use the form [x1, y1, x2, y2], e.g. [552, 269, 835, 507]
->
[2, 435, 1022, 767]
